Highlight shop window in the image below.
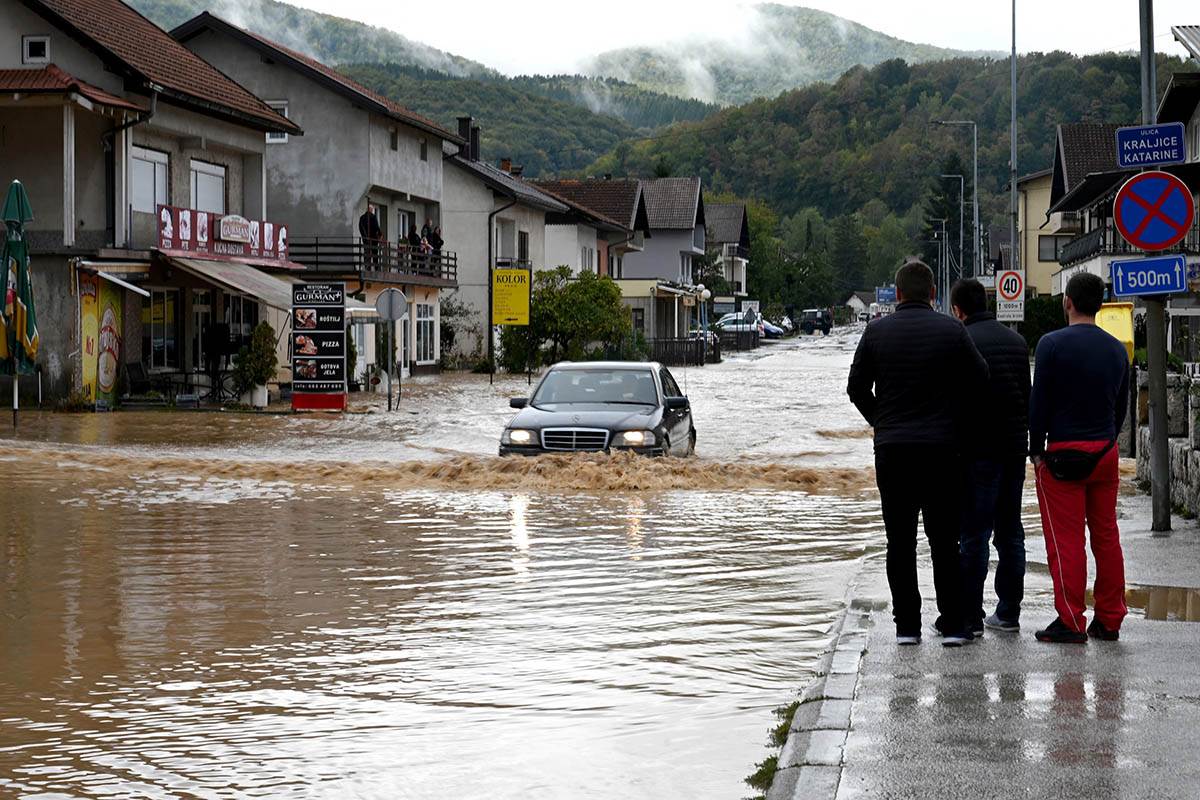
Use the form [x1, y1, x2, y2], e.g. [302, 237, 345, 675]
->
[141, 289, 180, 371]
[22, 36, 49, 64]
[225, 295, 259, 346]
[266, 101, 289, 144]
[416, 303, 435, 363]
[190, 159, 225, 214]
[191, 289, 211, 371]
[131, 146, 168, 214]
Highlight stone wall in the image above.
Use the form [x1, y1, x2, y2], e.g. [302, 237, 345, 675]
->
[1135, 372, 1200, 515]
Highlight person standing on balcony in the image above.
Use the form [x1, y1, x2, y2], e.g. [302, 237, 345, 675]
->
[358, 204, 381, 267]
[847, 260, 988, 647]
[1029, 272, 1129, 644]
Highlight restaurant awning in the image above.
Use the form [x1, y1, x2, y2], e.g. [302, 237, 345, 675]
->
[165, 256, 297, 311]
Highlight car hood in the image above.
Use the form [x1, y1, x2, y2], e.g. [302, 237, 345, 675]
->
[509, 404, 661, 430]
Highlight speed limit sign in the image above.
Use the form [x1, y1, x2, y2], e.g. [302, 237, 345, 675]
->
[996, 270, 1025, 322]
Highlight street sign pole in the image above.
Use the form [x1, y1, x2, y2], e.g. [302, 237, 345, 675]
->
[1141, 0, 1171, 534]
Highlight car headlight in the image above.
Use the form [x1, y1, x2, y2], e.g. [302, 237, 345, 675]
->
[615, 430, 656, 447]
[502, 429, 536, 445]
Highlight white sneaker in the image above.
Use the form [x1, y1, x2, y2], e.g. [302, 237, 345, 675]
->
[896, 634, 921, 646]
[983, 614, 1020, 632]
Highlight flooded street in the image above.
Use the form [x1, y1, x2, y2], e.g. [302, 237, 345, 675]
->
[1, 333, 886, 799]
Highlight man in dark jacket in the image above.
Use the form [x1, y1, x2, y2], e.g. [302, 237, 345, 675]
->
[848, 260, 989, 647]
[950, 279, 1030, 636]
[1030, 272, 1129, 644]
[358, 204, 381, 265]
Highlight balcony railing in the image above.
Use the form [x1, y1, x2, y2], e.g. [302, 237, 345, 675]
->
[1059, 221, 1200, 268]
[722, 243, 749, 260]
[289, 236, 457, 283]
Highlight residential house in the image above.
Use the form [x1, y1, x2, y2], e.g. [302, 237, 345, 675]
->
[1016, 168, 1079, 297]
[614, 177, 706, 341]
[844, 291, 874, 317]
[529, 178, 651, 279]
[527, 178, 651, 281]
[704, 202, 750, 310]
[440, 118, 567, 361]
[0, 0, 299, 405]
[173, 12, 463, 377]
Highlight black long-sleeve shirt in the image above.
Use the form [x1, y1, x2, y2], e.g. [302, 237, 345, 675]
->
[847, 301, 989, 449]
[1028, 323, 1130, 456]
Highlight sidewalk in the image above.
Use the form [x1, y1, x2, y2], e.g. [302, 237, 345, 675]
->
[768, 492, 1200, 800]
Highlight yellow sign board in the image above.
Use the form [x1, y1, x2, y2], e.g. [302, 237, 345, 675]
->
[492, 268, 530, 326]
[1096, 302, 1134, 364]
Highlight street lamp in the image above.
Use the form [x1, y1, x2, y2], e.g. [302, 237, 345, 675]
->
[696, 284, 712, 363]
[934, 119, 979, 277]
[941, 173, 964, 286]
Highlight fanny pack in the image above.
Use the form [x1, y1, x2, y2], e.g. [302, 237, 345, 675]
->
[1043, 439, 1117, 482]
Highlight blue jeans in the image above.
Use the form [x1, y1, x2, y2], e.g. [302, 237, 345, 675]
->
[960, 456, 1026, 626]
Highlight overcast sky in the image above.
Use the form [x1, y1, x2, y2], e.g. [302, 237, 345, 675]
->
[284, 0, 1196, 75]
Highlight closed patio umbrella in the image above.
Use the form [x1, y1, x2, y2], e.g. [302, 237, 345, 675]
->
[0, 180, 38, 427]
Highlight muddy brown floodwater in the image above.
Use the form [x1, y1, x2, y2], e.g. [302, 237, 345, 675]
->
[1, 333, 895, 799]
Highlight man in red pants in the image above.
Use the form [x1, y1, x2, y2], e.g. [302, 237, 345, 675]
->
[1029, 272, 1130, 643]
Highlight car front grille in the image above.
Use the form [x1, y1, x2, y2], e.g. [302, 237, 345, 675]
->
[540, 428, 609, 452]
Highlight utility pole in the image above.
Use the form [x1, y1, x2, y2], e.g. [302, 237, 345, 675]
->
[933, 121, 979, 276]
[1009, 0, 1019, 279]
[1141, 0, 1171, 533]
[942, 173, 964, 286]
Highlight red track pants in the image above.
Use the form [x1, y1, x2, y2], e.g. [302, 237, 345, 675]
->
[1034, 441, 1127, 633]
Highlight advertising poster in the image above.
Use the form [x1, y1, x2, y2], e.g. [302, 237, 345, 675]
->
[291, 282, 346, 410]
[157, 205, 289, 261]
[492, 268, 530, 326]
[79, 272, 99, 403]
[96, 279, 123, 410]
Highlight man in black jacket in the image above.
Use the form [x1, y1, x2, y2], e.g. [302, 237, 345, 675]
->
[950, 279, 1030, 636]
[848, 261, 988, 646]
[358, 204, 381, 266]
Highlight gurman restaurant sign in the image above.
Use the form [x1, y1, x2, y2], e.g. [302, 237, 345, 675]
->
[157, 205, 289, 261]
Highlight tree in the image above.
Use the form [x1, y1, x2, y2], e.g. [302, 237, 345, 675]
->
[921, 152, 969, 283]
[865, 214, 913, 289]
[831, 214, 868, 293]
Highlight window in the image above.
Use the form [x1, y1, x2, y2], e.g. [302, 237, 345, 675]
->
[631, 307, 644, 334]
[518, 231, 529, 263]
[190, 160, 225, 214]
[1037, 234, 1072, 262]
[131, 146, 168, 214]
[225, 295, 259, 344]
[580, 246, 595, 272]
[22, 35, 49, 64]
[265, 101, 289, 143]
[141, 289, 180, 370]
[389, 128, 398, 151]
[415, 303, 435, 363]
[609, 253, 623, 279]
[191, 289, 211, 370]
[680, 254, 691, 282]
[419, 138, 428, 161]
[660, 368, 682, 398]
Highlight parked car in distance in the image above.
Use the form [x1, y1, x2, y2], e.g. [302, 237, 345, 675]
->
[712, 311, 758, 334]
[500, 361, 696, 457]
[761, 319, 785, 339]
[799, 309, 833, 335]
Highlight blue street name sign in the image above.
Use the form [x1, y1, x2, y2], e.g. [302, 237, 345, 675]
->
[1115, 123, 1187, 169]
[1110, 254, 1187, 298]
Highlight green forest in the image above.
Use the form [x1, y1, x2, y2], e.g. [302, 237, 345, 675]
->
[587, 52, 1197, 308]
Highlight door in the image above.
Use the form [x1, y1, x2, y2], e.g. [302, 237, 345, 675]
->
[659, 367, 691, 454]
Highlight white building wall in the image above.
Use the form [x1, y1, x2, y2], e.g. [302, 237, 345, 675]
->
[545, 224, 577, 272]
[441, 163, 494, 358]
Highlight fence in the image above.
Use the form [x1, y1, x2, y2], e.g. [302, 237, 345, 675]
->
[648, 338, 720, 367]
[289, 236, 458, 282]
[717, 330, 760, 353]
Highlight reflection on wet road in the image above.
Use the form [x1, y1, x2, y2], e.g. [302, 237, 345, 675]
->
[0, 334, 882, 798]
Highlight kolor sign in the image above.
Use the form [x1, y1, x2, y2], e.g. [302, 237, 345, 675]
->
[292, 282, 346, 409]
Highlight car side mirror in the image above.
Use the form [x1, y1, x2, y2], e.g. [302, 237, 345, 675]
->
[665, 396, 688, 411]
[510, 397, 528, 409]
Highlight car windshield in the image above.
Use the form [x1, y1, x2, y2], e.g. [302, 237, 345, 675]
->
[532, 368, 658, 407]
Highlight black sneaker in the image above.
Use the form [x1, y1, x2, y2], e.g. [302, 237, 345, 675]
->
[1087, 619, 1120, 641]
[931, 619, 974, 646]
[1034, 617, 1087, 644]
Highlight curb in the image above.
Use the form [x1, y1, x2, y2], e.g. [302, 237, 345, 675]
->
[765, 591, 882, 800]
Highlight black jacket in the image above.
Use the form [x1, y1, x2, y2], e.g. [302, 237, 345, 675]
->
[847, 301, 989, 449]
[963, 312, 1030, 457]
[358, 211, 380, 240]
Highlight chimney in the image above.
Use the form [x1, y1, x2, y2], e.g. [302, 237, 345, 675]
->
[469, 124, 480, 161]
[457, 115, 472, 141]
[500, 158, 512, 173]
[510, 164, 524, 177]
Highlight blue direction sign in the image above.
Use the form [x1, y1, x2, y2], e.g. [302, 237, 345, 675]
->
[875, 286, 896, 304]
[1110, 255, 1187, 298]
[1115, 123, 1186, 169]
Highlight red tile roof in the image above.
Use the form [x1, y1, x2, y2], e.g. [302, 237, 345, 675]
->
[173, 12, 461, 143]
[529, 179, 646, 231]
[22, 0, 298, 133]
[0, 64, 146, 112]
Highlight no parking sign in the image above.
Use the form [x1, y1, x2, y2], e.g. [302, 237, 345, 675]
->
[1114, 171, 1194, 251]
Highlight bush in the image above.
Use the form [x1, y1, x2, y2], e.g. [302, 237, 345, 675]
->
[232, 321, 278, 395]
[1018, 295, 1065, 352]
